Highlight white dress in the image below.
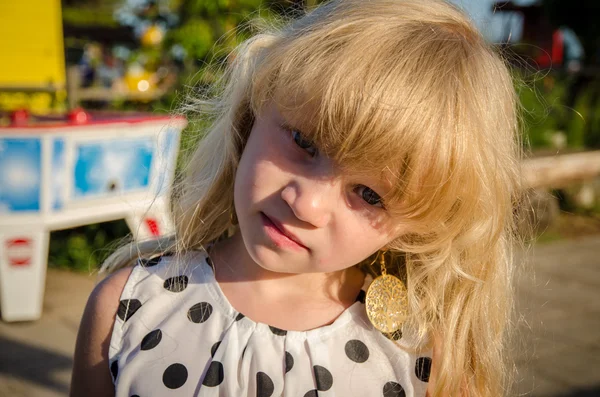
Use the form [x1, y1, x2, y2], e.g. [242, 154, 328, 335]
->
[108, 251, 432, 397]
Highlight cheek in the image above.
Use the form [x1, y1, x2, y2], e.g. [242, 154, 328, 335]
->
[234, 158, 254, 194]
[234, 139, 259, 212]
[319, 218, 393, 269]
[234, 138, 282, 210]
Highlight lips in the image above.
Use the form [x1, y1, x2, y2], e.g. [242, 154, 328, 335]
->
[261, 212, 308, 250]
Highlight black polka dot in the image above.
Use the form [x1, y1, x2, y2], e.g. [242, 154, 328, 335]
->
[285, 351, 294, 373]
[131, 395, 140, 397]
[187, 302, 213, 323]
[139, 256, 161, 267]
[110, 360, 118, 380]
[303, 390, 318, 397]
[355, 289, 366, 303]
[269, 326, 287, 336]
[345, 339, 370, 363]
[117, 299, 142, 322]
[211, 341, 221, 357]
[202, 361, 224, 387]
[141, 329, 162, 350]
[236, 313, 245, 321]
[163, 275, 189, 293]
[163, 363, 188, 389]
[415, 357, 432, 382]
[313, 365, 333, 391]
[256, 372, 275, 397]
[383, 381, 406, 397]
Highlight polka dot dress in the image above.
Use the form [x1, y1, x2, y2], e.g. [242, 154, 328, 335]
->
[108, 251, 432, 396]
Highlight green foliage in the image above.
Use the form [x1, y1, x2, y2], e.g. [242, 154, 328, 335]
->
[517, 77, 562, 148]
[575, 83, 600, 148]
[62, 3, 121, 27]
[179, 0, 239, 17]
[517, 72, 600, 150]
[48, 220, 130, 272]
[167, 19, 215, 61]
[167, 0, 266, 69]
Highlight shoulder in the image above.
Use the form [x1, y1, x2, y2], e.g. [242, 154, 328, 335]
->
[70, 266, 133, 397]
[92, 266, 135, 312]
[83, 266, 135, 333]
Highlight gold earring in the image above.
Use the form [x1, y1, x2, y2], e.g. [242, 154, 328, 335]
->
[230, 209, 238, 225]
[365, 250, 408, 334]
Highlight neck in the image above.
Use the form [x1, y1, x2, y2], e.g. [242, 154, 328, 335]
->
[209, 232, 364, 307]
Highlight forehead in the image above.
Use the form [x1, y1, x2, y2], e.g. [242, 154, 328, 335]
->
[265, 91, 317, 130]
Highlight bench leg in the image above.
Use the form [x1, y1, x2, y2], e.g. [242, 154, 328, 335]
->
[0, 227, 49, 322]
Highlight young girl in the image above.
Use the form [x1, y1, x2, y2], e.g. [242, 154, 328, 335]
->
[71, 0, 522, 396]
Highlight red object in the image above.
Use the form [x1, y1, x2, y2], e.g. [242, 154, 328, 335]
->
[536, 30, 564, 68]
[5, 238, 33, 267]
[0, 113, 184, 132]
[10, 109, 29, 126]
[551, 30, 564, 65]
[68, 108, 91, 124]
[145, 218, 161, 237]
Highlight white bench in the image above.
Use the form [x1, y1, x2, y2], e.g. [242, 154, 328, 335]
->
[0, 110, 186, 321]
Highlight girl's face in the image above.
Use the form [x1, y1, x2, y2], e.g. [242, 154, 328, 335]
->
[234, 102, 403, 274]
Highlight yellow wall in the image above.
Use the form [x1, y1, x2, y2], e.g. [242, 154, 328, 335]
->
[0, 0, 65, 90]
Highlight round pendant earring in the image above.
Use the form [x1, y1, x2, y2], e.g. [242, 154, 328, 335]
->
[365, 251, 408, 334]
[230, 208, 238, 226]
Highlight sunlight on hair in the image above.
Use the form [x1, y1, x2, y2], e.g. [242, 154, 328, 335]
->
[101, 1, 524, 395]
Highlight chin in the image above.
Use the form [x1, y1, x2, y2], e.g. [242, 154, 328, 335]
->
[248, 243, 306, 274]
[243, 239, 278, 268]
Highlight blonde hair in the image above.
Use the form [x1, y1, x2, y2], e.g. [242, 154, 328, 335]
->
[101, 1, 522, 395]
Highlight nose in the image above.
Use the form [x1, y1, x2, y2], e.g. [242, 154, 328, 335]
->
[280, 178, 338, 228]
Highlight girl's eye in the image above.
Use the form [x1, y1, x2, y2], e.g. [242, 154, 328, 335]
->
[291, 130, 318, 157]
[356, 185, 384, 208]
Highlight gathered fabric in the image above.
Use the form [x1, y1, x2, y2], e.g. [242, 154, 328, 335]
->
[108, 251, 432, 396]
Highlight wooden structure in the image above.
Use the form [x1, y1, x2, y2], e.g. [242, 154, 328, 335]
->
[523, 151, 600, 189]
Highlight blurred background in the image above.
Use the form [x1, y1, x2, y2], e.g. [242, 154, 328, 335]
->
[0, 0, 599, 396]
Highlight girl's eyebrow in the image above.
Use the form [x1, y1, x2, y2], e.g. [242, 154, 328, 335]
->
[350, 166, 396, 187]
[344, 171, 393, 195]
[279, 114, 310, 132]
[275, 101, 317, 129]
